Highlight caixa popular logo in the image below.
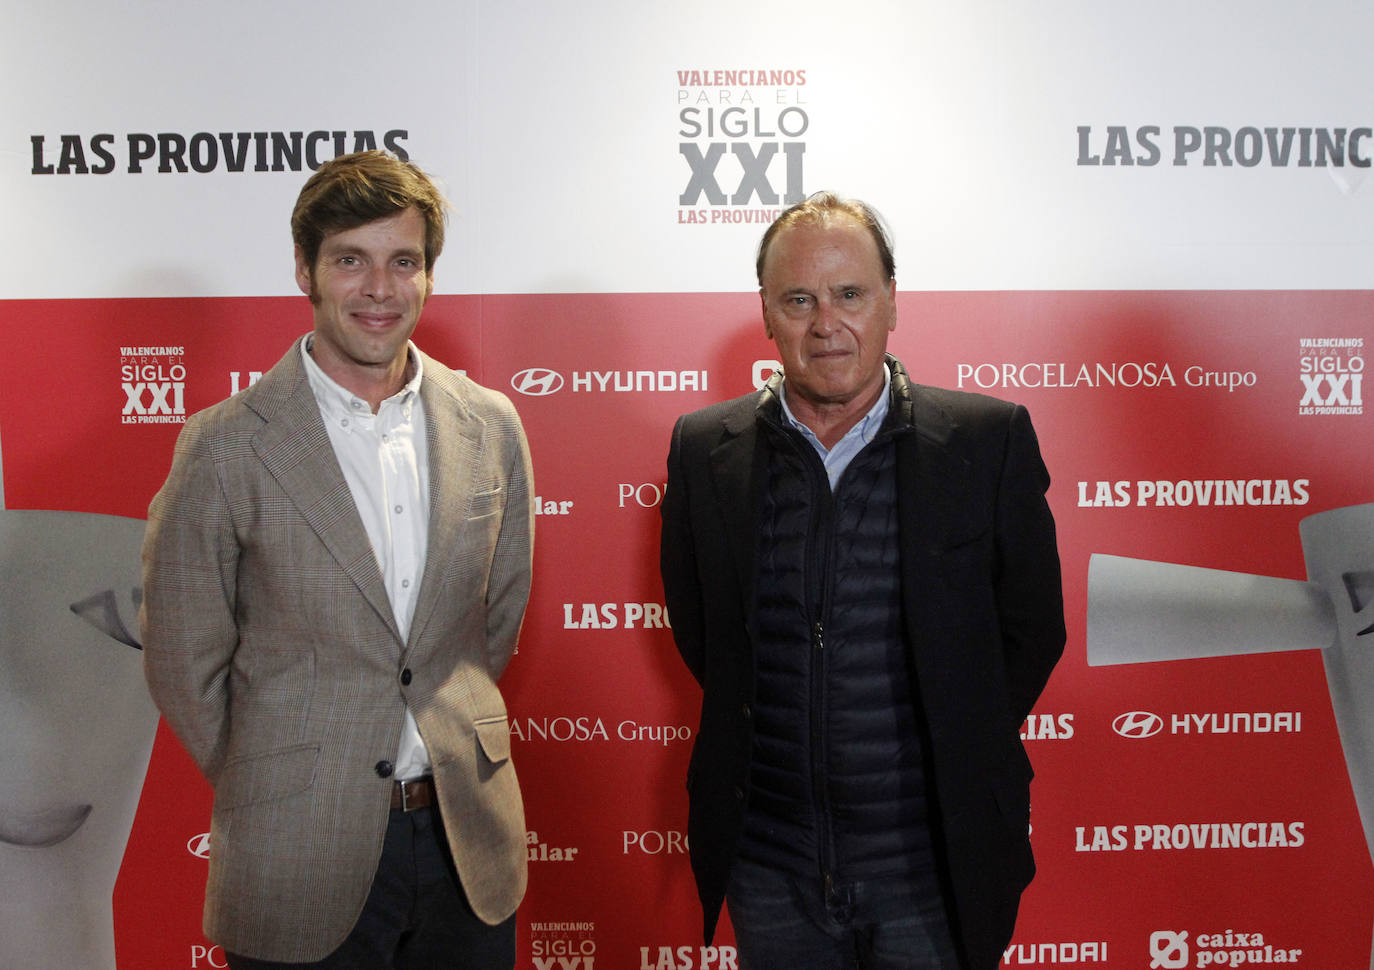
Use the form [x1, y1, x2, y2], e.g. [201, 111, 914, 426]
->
[186, 831, 211, 859]
[1150, 931, 1190, 969]
[1148, 928, 1303, 969]
[1114, 711, 1165, 738]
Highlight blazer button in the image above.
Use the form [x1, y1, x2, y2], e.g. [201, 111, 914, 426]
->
[741, 703, 752, 719]
[375, 760, 394, 778]
[401, 668, 412, 686]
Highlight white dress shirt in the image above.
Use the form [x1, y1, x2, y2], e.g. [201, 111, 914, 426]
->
[301, 337, 432, 780]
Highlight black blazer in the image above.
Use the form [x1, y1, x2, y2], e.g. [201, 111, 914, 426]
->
[659, 357, 1065, 970]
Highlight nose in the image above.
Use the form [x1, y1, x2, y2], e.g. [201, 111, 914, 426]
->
[810, 297, 839, 335]
[363, 263, 393, 301]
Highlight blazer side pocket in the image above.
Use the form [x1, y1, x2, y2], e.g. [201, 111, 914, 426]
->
[215, 743, 320, 809]
[474, 715, 511, 765]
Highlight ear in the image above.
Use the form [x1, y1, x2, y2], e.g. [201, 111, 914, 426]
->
[293, 245, 313, 297]
[886, 278, 897, 332]
[760, 289, 773, 339]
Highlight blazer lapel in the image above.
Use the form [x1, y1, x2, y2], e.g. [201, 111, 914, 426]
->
[246, 341, 401, 643]
[709, 396, 768, 627]
[897, 384, 977, 670]
[407, 360, 484, 651]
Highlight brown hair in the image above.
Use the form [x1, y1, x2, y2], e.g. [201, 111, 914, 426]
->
[291, 150, 448, 274]
[755, 191, 895, 286]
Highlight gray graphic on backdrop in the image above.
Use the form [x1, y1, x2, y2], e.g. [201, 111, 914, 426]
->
[1088, 502, 1374, 970]
[0, 434, 157, 970]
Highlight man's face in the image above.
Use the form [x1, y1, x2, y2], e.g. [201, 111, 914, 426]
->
[760, 215, 896, 411]
[294, 206, 433, 386]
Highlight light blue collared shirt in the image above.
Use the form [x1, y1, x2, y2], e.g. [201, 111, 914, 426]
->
[777, 363, 892, 491]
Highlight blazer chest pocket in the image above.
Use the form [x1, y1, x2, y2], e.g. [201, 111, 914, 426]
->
[468, 485, 505, 519]
[935, 528, 992, 589]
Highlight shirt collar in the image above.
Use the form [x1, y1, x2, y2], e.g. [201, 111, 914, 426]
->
[301, 334, 424, 422]
[777, 362, 892, 453]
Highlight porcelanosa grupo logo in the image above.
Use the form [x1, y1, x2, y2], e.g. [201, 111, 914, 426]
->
[121, 345, 186, 425]
[1298, 336, 1363, 415]
[676, 68, 810, 227]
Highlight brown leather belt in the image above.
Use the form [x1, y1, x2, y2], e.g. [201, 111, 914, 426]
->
[390, 776, 436, 812]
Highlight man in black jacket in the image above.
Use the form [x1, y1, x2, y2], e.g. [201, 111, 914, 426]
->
[659, 192, 1065, 970]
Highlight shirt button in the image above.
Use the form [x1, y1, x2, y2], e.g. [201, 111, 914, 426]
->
[394, 504, 403, 514]
[375, 760, 394, 778]
[401, 669, 412, 686]
[401, 578, 411, 589]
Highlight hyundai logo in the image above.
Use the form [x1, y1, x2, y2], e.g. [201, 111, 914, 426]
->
[511, 368, 565, 396]
[187, 832, 212, 859]
[1113, 711, 1164, 739]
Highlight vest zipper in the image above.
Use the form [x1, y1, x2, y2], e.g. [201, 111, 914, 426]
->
[808, 461, 837, 900]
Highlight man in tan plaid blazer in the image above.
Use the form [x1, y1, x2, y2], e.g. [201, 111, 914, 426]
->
[141, 152, 534, 969]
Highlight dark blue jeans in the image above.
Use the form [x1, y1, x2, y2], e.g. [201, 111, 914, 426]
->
[725, 858, 960, 970]
[227, 805, 515, 970]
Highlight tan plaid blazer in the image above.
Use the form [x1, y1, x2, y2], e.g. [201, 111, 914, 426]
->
[141, 338, 533, 962]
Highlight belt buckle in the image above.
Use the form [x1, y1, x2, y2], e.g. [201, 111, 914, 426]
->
[399, 779, 415, 812]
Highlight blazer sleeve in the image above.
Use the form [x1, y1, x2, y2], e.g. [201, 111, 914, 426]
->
[660, 415, 706, 685]
[140, 412, 240, 782]
[483, 404, 535, 680]
[993, 404, 1066, 723]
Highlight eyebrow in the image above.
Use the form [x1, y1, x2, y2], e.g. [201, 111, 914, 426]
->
[777, 283, 866, 299]
[322, 241, 425, 263]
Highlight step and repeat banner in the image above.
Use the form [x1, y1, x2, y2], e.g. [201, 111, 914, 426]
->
[2, 2, 1371, 968]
